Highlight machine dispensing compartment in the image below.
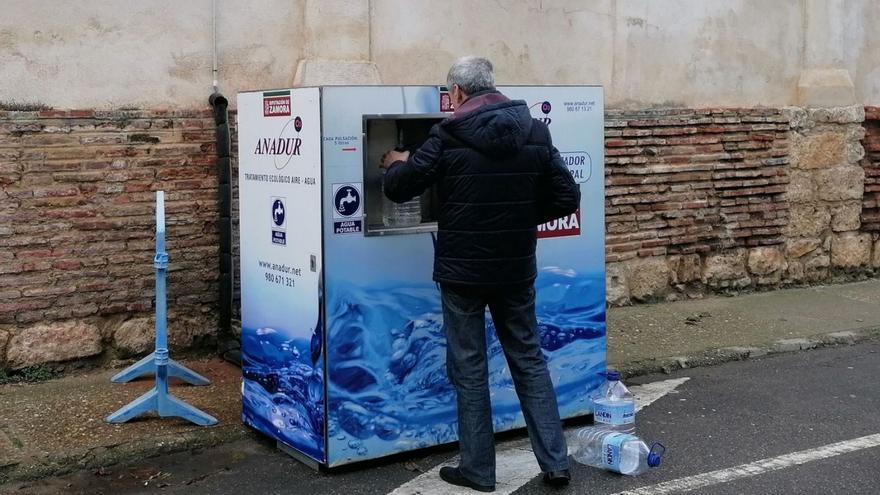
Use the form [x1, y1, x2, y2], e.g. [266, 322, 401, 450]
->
[362, 114, 448, 236]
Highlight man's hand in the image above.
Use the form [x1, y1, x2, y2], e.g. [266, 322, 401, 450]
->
[381, 149, 410, 170]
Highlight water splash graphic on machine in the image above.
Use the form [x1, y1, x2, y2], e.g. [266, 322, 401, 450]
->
[241, 267, 604, 462]
[242, 329, 326, 460]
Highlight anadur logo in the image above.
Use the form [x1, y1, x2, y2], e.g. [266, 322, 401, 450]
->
[253, 116, 304, 170]
[529, 100, 552, 126]
[263, 90, 291, 117]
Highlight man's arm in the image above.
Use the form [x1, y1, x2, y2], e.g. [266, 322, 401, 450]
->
[382, 127, 444, 203]
[536, 141, 581, 223]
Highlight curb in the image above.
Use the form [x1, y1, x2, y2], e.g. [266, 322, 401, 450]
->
[0, 424, 254, 485]
[2, 328, 879, 485]
[615, 326, 880, 378]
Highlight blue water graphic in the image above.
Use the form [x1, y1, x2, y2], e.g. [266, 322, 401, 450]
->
[242, 327, 325, 461]
[241, 267, 605, 464]
[325, 267, 606, 463]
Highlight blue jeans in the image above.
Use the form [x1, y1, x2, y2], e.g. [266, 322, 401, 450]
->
[441, 283, 569, 486]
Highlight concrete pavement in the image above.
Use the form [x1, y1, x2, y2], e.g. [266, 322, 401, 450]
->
[2, 279, 880, 486]
[6, 343, 879, 494]
[607, 280, 880, 374]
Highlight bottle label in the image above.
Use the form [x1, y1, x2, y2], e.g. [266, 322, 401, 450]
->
[593, 400, 635, 426]
[601, 432, 632, 472]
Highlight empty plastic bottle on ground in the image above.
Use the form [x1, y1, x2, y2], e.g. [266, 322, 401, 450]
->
[591, 371, 636, 434]
[573, 427, 665, 475]
[381, 174, 422, 228]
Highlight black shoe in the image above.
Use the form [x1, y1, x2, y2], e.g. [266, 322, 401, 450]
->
[542, 469, 571, 488]
[439, 466, 495, 492]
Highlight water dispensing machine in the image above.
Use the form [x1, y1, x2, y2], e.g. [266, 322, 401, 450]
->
[237, 85, 606, 468]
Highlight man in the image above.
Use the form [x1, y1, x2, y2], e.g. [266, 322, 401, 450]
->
[381, 56, 580, 492]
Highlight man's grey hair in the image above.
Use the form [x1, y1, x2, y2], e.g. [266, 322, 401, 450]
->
[446, 56, 496, 96]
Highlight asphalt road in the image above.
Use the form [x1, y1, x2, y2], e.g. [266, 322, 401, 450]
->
[4, 343, 879, 495]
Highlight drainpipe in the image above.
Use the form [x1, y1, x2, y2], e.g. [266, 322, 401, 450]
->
[210, 92, 234, 359]
[209, 0, 239, 364]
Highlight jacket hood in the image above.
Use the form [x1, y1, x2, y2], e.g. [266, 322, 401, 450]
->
[442, 99, 533, 157]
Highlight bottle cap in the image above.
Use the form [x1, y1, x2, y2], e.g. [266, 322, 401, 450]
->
[606, 371, 621, 381]
[647, 442, 666, 467]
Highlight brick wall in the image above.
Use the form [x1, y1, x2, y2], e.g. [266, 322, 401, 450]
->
[604, 105, 873, 305]
[0, 109, 220, 368]
[861, 107, 880, 231]
[1, 104, 877, 370]
[604, 108, 790, 262]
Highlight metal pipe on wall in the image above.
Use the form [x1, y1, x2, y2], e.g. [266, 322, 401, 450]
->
[212, 0, 218, 93]
[210, 92, 235, 360]
[209, 0, 237, 362]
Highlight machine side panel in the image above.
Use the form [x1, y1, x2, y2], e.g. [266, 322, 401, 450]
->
[321, 86, 605, 467]
[501, 86, 607, 421]
[238, 87, 326, 463]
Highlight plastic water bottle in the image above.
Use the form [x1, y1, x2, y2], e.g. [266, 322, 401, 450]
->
[591, 371, 636, 434]
[573, 427, 665, 475]
[381, 175, 421, 228]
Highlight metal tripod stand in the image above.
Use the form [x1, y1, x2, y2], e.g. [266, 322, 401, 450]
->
[106, 191, 217, 426]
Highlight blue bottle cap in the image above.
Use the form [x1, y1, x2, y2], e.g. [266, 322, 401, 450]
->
[606, 371, 621, 381]
[647, 442, 666, 468]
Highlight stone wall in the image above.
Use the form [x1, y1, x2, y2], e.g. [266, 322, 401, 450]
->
[606, 104, 871, 305]
[787, 105, 868, 276]
[1, 104, 876, 370]
[0, 109, 220, 369]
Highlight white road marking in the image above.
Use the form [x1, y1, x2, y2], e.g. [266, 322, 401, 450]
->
[387, 377, 690, 495]
[610, 433, 880, 495]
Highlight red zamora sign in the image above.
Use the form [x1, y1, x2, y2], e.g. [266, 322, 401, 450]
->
[263, 96, 291, 117]
[537, 210, 581, 239]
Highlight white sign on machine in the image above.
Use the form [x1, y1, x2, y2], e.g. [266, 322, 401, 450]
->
[332, 182, 363, 234]
[237, 87, 323, 361]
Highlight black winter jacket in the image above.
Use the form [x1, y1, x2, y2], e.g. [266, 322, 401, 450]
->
[383, 94, 580, 285]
